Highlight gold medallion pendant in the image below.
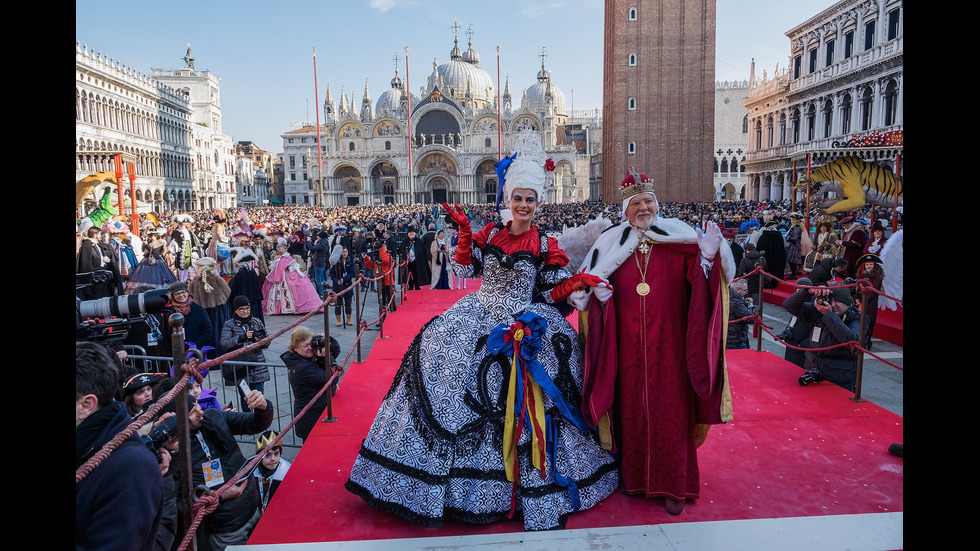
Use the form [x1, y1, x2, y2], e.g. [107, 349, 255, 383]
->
[636, 282, 650, 296]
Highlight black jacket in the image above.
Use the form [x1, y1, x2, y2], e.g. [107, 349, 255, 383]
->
[178, 405, 274, 533]
[283, 350, 329, 440]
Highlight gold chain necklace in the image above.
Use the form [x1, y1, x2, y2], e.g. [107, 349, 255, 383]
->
[634, 238, 653, 296]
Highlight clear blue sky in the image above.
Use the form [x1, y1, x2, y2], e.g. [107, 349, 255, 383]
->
[76, 0, 836, 154]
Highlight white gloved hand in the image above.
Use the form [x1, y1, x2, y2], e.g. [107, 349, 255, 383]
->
[696, 221, 722, 261]
[592, 281, 613, 303]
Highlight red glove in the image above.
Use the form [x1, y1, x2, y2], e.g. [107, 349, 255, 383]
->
[549, 269, 613, 302]
[443, 203, 473, 265]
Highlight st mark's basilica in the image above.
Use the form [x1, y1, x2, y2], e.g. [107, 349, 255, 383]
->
[281, 28, 585, 207]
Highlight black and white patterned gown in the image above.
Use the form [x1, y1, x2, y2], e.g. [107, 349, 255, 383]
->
[345, 223, 619, 530]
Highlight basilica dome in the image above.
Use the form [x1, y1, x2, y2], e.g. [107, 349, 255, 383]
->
[521, 63, 567, 118]
[376, 70, 405, 113]
[436, 38, 495, 103]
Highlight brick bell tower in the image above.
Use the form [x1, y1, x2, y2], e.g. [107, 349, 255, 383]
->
[602, 0, 716, 203]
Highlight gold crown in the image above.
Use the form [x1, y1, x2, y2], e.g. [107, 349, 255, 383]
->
[620, 167, 656, 199]
[256, 430, 281, 451]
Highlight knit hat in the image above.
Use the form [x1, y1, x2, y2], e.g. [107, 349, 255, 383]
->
[232, 295, 251, 310]
[169, 281, 189, 295]
[829, 287, 853, 306]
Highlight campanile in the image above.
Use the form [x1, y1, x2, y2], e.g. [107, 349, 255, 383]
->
[602, 0, 716, 203]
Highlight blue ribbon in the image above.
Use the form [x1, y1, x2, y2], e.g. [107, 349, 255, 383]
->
[494, 154, 516, 213]
[487, 312, 591, 435]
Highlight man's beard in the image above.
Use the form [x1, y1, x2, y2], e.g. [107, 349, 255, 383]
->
[630, 213, 654, 230]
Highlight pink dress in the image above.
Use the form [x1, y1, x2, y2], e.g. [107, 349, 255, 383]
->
[261, 253, 323, 315]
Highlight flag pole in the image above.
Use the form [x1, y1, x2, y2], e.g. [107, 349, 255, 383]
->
[497, 46, 502, 161]
[405, 46, 414, 205]
[313, 47, 324, 207]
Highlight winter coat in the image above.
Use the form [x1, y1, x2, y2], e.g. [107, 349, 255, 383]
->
[737, 250, 767, 295]
[219, 316, 270, 385]
[726, 292, 757, 348]
[783, 290, 862, 391]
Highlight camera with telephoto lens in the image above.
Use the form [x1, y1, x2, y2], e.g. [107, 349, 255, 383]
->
[250, 325, 267, 341]
[142, 415, 177, 460]
[798, 369, 825, 386]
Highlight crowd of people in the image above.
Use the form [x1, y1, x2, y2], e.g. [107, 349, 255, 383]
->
[77, 165, 902, 547]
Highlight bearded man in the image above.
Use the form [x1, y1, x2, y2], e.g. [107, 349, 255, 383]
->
[569, 169, 735, 515]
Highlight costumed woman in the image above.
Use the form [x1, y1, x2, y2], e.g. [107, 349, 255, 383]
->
[784, 213, 809, 280]
[345, 132, 619, 531]
[854, 253, 885, 350]
[429, 228, 452, 289]
[125, 228, 177, 294]
[262, 243, 323, 315]
[206, 208, 234, 276]
[187, 257, 232, 355]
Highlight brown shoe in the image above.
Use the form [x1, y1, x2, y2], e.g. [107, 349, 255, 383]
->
[664, 498, 686, 515]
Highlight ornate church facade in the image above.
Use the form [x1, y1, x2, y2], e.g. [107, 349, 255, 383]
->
[281, 32, 580, 207]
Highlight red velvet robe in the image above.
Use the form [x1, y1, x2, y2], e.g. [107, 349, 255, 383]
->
[582, 242, 726, 500]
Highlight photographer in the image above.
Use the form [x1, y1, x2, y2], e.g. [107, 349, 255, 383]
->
[783, 284, 862, 391]
[726, 279, 757, 350]
[362, 231, 396, 322]
[282, 327, 342, 442]
[76, 341, 163, 551]
[220, 296, 271, 411]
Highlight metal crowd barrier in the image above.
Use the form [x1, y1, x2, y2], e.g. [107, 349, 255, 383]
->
[123, 349, 303, 450]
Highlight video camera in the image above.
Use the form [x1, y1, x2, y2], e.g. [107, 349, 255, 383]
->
[76, 288, 170, 344]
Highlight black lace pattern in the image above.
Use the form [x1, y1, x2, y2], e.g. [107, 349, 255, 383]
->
[346, 225, 618, 531]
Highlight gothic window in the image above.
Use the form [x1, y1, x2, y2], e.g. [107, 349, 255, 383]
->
[742, 114, 748, 133]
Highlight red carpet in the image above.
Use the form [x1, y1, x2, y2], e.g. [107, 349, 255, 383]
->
[249, 283, 903, 546]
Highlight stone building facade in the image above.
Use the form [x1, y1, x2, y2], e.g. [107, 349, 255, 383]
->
[75, 42, 194, 214]
[743, 0, 903, 202]
[76, 43, 242, 217]
[280, 32, 584, 207]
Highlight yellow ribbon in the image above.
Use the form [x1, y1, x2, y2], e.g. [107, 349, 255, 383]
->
[502, 328, 547, 482]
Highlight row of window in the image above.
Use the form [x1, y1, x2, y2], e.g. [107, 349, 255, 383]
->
[752, 79, 899, 149]
[76, 90, 189, 147]
[794, 7, 901, 78]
